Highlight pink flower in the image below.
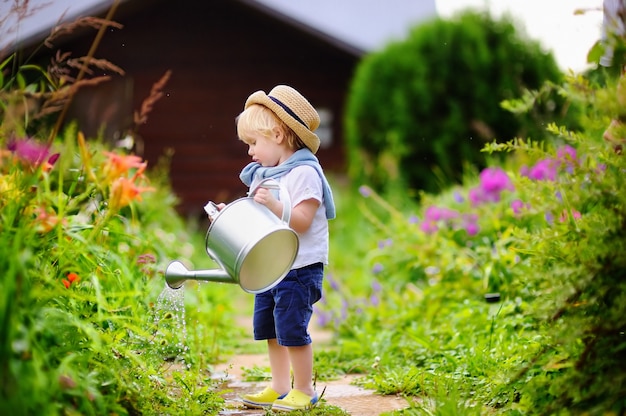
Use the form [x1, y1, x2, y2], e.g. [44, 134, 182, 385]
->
[556, 145, 578, 173]
[479, 167, 514, 194]
[420, 221, 438, 234]
[464, 221, 480, 236]
[424, 205, 458, 222]
[524, 159, 558, 181]
[469, 167, 514, 206]
[559, 209, 582, 222]
[7, 138, 59, 171]
[511, 199, 529, 215]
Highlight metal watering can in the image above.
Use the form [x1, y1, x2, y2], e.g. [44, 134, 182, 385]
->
[165, 179, 299, 293]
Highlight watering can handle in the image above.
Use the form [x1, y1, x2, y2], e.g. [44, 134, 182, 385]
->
[249, 178, 292, 225]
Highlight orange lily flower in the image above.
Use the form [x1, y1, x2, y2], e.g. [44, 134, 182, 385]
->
[34, 206, 67, 233]
[103, 151, 147, 184]
[77, 132, 99, 183]
[109, 176, 155, 210]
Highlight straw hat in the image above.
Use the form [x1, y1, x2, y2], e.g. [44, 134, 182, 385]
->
[245, 85, 321, 154]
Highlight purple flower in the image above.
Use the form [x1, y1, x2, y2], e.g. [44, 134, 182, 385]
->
[461, 214, 479, 236]
[555, 191, 563, 202]
[372, 263, 384, 274]
[556, 145, 576, 160]
[424, 206, 442, 221]
[341, 299, 348, 320]
[463, 212, 478, 223]
[557, 145, 578, 173]
[371, 279, 382, 292]
[467, 168, 515, 206]
[370, 294, 380, 306]
[453, 191, 464, 203]
[464, 221, 480, 236]
[425, 205, 458, 222]
[314, 308, 332, 327]
[468, 187, 486, 206]
[467, 167, 515, 206]
[48, 153, 60, 165]
[378, 238, 393, 249]
[479, 167, 514, 194]
[524, 159, 557, 181]
[511, 199, 526, 215]
[326, 274, 340, 291]
[8, 138, 49, 164]
[420, 221, 438, 234]
[8, 138, 58, 170]
[359, 185, 372, 198]
[408, 214, 420, 224]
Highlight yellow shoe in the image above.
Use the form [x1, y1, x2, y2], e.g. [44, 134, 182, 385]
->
[272, 389, 319, 412]
[241, 386, 287, 409]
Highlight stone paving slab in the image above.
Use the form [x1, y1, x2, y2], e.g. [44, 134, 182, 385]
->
[215, 301, 411, 414]
[213, 354, 410, 415]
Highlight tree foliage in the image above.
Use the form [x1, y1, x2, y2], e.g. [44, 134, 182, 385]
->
[345, 11, 570, 196]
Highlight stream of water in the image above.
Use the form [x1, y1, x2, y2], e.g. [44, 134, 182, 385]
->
[151, 283, 190, 366]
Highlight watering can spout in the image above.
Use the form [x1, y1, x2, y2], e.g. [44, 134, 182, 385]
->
[165, 261, 231, 289]
[164, 179, 298, 293]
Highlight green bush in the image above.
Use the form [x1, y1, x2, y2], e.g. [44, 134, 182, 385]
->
[344, 10, 569, 197]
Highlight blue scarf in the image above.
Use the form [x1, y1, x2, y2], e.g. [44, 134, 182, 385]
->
[239, 148, 336, 219]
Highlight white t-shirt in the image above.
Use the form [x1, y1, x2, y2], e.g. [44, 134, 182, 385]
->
[276, 165, 329, 269]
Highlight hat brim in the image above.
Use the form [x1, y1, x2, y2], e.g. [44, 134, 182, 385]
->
[245, 91, 320, 154]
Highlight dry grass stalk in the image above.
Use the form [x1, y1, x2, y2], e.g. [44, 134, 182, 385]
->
[67, 56, 125, 77]
[48, 50, 123, 84]
[47, 50, 73, 84]
[0, 75, 112, 123]
[45, 17, 124, 48]
[134, 70, 172, 127]
[35, 76, 112, 120]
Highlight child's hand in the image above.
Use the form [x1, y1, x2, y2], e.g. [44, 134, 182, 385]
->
[204, 201, 226, 222]
[253, 187, 276, 206]
[253, 187, 282, 216]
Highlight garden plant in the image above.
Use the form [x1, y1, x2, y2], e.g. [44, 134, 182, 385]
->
[317, 33, 626, 416]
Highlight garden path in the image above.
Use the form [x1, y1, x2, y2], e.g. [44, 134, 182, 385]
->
[212, 309, 410, 415]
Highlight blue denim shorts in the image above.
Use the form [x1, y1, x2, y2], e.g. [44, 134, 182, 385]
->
[253, 263, 324, 347]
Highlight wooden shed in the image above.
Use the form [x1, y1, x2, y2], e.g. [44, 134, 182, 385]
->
[2, 0, 436, 217]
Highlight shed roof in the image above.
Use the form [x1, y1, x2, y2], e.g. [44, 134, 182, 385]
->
[0, 0, 437, 56]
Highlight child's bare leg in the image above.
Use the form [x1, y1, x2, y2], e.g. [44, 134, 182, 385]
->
[288, 344, 315, 396]
[267, 339, 290, 394]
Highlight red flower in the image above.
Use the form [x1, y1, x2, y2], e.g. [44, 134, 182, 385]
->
[62, 272, 80, 288]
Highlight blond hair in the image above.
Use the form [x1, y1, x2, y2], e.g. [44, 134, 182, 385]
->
[236, 104, 305, 150]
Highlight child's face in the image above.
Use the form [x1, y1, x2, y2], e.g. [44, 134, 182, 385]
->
[243, 129, 285, 167]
